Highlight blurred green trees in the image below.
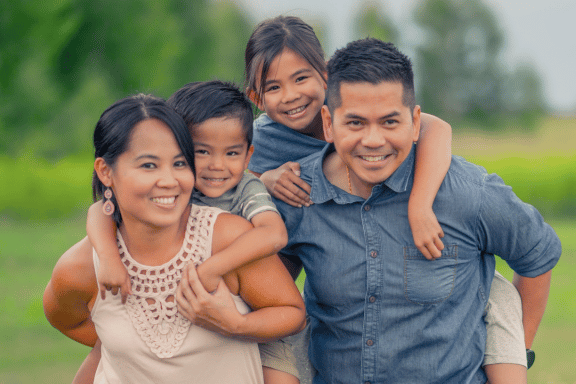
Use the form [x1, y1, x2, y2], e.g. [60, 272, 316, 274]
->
[0, 0, 251, 159]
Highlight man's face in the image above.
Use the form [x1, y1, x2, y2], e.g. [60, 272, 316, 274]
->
[322, 81, 420, 198]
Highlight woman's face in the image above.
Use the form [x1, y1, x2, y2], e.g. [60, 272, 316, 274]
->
[107, 118, 194, 229]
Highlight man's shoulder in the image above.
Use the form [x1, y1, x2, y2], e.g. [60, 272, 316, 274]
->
[446, 155, 492, 186]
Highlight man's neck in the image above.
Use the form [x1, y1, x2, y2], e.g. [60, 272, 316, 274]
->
[323, 151, 371, 199]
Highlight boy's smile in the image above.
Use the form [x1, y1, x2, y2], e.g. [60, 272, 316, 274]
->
[192, 117, 252, 198]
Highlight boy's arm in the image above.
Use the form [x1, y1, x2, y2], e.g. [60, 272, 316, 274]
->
[409, 112, 452, 259]
[513, 270, 552, 349]
[252, 162, 312, 208]
[196, 210, 288, 292]
[87, 201, 131, 303]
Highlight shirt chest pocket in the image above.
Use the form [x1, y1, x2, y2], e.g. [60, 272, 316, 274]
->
[404, 245, 458, 305]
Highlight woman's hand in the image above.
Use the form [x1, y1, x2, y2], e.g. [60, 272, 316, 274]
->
[176, 263, 244, 336]
[260, 162, 312, 207]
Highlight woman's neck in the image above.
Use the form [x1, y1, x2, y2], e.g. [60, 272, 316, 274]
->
[118, 205, 191, 266]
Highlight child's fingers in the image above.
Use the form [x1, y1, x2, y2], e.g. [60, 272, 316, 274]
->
[99, 283, 107, 300]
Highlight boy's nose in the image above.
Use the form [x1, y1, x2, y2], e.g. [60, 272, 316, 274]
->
[208, 156, 225, 170]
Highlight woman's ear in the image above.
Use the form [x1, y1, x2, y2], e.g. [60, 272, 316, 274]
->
[246, 87, 264, 110]
[94, 158, 113, 187]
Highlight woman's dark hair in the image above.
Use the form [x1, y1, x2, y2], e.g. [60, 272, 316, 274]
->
[92, 93, 194, 224]
[168, 80, 254, 146]
[245, 16, 326, 101]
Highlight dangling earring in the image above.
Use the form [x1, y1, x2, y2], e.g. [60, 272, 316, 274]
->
[103, 187, 115, 215]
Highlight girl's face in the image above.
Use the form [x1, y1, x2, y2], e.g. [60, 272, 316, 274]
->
[254, 48, 326, 138]
[103, 118, 194, 230]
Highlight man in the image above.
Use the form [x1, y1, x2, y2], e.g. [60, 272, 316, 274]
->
[275, 38, 561, 383]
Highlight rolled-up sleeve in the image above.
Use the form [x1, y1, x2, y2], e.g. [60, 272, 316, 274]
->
[476, 172, 561, 277]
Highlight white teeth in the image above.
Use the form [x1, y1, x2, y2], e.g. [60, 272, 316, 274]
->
[362, 155, 387, 162]
[205, 178, 225, 182]
[151, 197, 176, 205]
[286, 105, 306, 115]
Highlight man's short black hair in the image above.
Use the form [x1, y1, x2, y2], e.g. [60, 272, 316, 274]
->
[326, 38, 416, 113]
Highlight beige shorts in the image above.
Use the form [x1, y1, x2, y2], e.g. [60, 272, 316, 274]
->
[259, 338, 300, 379]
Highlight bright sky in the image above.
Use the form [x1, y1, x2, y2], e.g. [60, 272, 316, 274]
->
[234, 0, 576, 112]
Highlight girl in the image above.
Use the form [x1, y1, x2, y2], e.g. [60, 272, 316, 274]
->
[243, 16, 528, 384]
[43, 94, 305, 383]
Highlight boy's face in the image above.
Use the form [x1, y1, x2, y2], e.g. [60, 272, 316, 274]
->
[192, 117, 253, 198]
[322, 81, 420, 198]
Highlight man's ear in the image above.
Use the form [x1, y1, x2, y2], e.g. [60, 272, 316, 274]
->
[412, 105, 422, 142]
[321, 71, 328, 90]
[321, 105, 334, 143]
[246, 88, 264, 110]
[94, 157, 113, 187]
[244, 145, 254, 169]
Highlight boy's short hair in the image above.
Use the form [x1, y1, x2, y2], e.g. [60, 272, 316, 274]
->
[326, 38, 416, 113]
[168, 80, 254, 146]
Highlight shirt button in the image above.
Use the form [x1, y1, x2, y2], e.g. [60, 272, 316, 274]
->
[366, 339, 374, 346]
[364, 204, 371, 211]
[370, 251, 377, 258]
[369, 296, 376, 303]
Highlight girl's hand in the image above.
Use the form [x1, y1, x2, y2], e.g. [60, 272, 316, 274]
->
[261, 162, 312, 208]
[176, 264, 244, 336]
[97, 255, 132, 304]
[408, 204, 445, 260]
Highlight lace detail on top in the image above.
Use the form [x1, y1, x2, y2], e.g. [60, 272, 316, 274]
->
[118, 205, 220, 358]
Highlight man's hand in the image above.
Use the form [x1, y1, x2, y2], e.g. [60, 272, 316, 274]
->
[260, 162, 312, 207]
[408, 204, 444, 259]
[98, 255, 131, 304]
[175, 264, 244, 336]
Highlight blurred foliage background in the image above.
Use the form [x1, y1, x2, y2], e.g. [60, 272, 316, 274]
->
[0, 1, 574, 383]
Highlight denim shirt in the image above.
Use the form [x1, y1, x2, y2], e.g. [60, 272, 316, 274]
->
[276, 144, 561, 384]
[248, 114, 326, 174]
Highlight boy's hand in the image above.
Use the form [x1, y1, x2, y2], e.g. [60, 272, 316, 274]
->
[196, 261, 223, 293]
[98, 255, 132, 304]
[408, 204, 445, 260]
[261, 162, 312, 208]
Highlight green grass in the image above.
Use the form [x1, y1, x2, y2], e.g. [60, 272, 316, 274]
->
[0, 217, 573, 383]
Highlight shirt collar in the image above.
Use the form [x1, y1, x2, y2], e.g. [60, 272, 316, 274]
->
[310, 143, 416, 204]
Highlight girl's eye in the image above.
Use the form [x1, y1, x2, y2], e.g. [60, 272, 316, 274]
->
[265, 85, 279, 92]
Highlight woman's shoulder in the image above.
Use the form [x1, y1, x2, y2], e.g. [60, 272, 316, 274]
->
[49, 236, 97, 299]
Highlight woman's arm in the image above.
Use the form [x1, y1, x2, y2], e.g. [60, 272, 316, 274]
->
[43, 237, 99, 347]
[176, 213, 305, 343]
[409, 112, 452, 259]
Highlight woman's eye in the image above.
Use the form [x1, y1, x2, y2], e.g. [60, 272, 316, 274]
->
[141, 163, 156, 169]
[174, 160, 188, 168]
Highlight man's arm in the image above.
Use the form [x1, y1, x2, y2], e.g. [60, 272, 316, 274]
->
[513, 270, 552, 348]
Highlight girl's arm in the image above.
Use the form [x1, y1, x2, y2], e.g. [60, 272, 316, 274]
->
[250, 162, 312, 208]
[196, 210, 288, 292]
[410, 112, 452, 259]
[43, 237, 98, 347]
[176, 214, 306, 343]
[87, 202, 132, 303]
[72, 340, 102, 384]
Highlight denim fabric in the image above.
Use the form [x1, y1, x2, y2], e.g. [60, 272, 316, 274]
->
[276, 144, 561, 384]
[248, 114, 327, 174]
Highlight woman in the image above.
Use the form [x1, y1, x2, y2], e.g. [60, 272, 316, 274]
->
[43, 94, 305, 383]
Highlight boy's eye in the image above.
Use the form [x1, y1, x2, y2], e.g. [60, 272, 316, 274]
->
[194, 149, 209, 155]
[226, 151, 240, 156]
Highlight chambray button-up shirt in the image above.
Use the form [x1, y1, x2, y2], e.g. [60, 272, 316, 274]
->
[276, 144, 561, 384]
